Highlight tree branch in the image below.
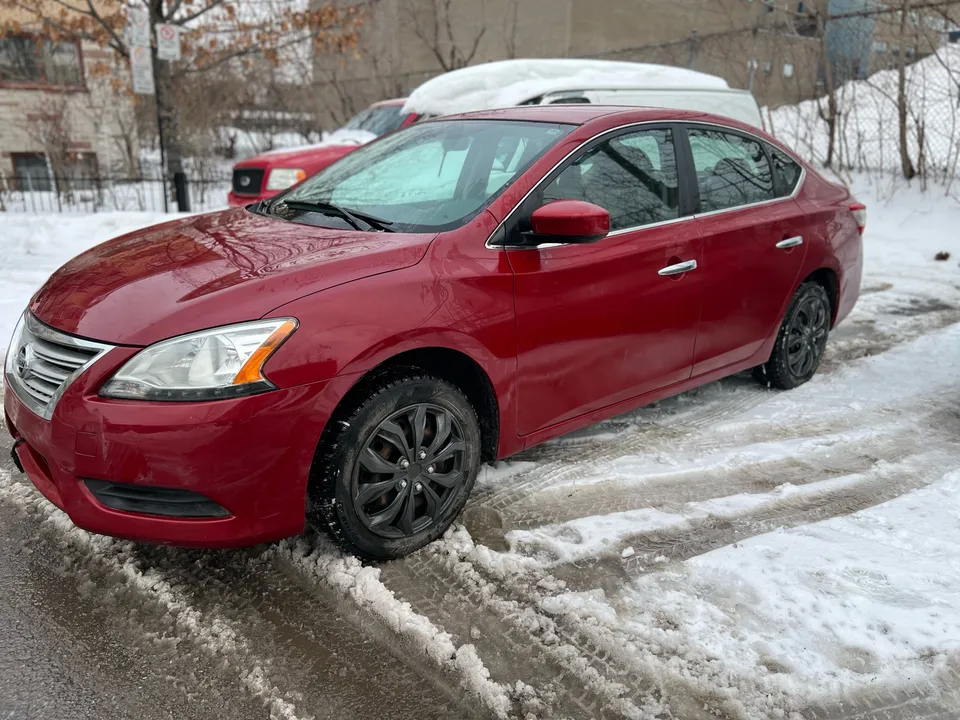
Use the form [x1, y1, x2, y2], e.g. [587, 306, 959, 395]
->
[173, 0, 226, 27]
[85, 0, 127, 56]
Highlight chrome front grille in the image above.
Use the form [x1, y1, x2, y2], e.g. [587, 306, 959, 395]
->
[4, 313, 114, 419]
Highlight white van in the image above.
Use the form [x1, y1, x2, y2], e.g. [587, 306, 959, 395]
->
[402, 59, 764, 128]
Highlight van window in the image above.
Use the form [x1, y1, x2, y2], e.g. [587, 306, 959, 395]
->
[542, 127, 679, 231]
[688, 128, 774, 212]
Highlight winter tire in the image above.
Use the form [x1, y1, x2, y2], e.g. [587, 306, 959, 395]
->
[309, 373, 481, 560]
[754, 281, 831, 390]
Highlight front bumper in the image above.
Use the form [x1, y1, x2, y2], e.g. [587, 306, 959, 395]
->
[4, 341, 333, 548]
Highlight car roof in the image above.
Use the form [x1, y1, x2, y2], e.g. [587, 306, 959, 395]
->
[439, 105, 709, 125]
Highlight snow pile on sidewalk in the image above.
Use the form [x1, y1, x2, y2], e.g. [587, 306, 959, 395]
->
[769, 44, 960, 175]
[403, 58, 729, 116]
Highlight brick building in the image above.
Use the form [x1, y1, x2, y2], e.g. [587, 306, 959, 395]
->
[0, 23, 139, 189]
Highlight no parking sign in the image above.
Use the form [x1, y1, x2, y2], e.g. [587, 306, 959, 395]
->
[157, 24, 182, 61]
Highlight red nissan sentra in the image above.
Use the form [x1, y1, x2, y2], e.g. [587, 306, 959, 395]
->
[4, 106, 864, 559]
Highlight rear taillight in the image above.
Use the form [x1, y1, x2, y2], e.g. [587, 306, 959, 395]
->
[850, 202, 867, 235]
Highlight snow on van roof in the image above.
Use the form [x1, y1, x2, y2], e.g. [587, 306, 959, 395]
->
[402, 59, 730, 116]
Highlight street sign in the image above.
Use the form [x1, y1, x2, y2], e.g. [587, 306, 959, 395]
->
[130, 46, 155, 95]
[127, 6, 151, 48]
[156, 24, 182, 61]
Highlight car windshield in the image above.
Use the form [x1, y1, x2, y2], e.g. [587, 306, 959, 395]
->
[342, 104, 407, 136]
[278, 119, 575, 232]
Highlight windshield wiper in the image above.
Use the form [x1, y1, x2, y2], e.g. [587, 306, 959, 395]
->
[278, 200, 394, 232]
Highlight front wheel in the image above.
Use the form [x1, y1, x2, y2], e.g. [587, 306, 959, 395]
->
[754, 282, 831, 390]
[309, 373, 481, 560]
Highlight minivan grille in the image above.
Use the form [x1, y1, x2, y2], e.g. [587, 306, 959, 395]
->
[232, 168, 264, 195]
[5, 313, 113, 419]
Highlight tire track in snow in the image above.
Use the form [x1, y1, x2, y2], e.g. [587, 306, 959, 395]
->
[0, 471, 306, 720]
[0, 465, 504, 720]
[376, 540, 665, 720]
[502, 424, 906, 533]
[121, 539, 492, 720]
[541, 451, 954, 593]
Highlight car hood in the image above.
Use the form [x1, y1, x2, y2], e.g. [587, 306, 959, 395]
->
[235, 145, 351, 168]
[30, 208, 433, 346]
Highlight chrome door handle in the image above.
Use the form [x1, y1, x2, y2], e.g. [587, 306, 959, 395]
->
[658, 259, 697, 276]
[776, 236, 803, 249]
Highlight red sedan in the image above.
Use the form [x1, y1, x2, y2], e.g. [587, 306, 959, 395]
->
[4, 106, 864, 559]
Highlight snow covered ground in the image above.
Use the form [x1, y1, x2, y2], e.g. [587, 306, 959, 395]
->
[1, 172, 959, 719]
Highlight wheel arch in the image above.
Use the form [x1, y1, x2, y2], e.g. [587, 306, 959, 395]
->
[801, 267, 840, 326]
[312, 346, 501, 489]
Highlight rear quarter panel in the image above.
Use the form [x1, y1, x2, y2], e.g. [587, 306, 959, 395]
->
[795, 171, 863, 326]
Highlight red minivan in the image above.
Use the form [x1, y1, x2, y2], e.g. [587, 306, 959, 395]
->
[5, 106, 864, 559]
[227, 98, 420, 206]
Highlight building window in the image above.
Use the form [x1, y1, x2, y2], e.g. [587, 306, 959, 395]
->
[0, 35, 83, 87]
[762, 61, 773, 73]
[64, 153, 99, 189]
[783, 63, 795, 78]
[872, 40, 888, 53]
[906, 47, 916, 58]
[12, 153, 52, 191]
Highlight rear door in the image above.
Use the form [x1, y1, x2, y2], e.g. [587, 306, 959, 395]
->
[506, 125, 704, 435]
[685, 125, 808, 377]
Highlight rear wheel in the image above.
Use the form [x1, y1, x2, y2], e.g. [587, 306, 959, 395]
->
[309, 373, 480, 560]
[754, 282, 831, 390]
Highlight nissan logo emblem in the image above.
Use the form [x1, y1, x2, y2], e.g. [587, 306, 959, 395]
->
[239, 175, 251, 187]
[15, 344, 32, 378]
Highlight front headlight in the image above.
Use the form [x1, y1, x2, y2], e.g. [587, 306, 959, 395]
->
[265, 168, 307, 191]
[100, 319, 297, 401]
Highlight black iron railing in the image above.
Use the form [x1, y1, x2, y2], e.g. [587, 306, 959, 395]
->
[0, 172, 233, 213]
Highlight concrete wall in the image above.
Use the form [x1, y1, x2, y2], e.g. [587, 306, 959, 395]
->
[314, 0, 957, 120]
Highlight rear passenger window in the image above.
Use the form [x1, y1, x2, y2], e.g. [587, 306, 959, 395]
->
[688, 128, 774, 212]
[542, 127, 679, 231]
[769, 147, 802, 196]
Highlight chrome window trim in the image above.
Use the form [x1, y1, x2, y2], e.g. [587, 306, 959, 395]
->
[5, 312, 114, 420]
[485, 118, 807, 251]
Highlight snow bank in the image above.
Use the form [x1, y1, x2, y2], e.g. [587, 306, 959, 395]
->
[770, 44, 960, 177]
[403, 58, 729, 116]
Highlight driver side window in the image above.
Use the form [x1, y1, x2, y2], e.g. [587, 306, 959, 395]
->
[541, 127, 679, 231]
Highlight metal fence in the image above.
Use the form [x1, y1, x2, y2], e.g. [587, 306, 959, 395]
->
[0, 172, 232, 214]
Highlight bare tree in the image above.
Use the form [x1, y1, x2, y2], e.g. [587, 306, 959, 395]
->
[401, 0, 486, 72]
[1, 0, 364, 192]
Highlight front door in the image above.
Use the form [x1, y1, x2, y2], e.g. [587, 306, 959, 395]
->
[508, 126, 704, 436]
[685, 126, 808, 376]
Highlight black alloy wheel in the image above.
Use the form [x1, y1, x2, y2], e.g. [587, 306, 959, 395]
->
[785, 292, 829, 377]
[754, 282, 832, 390]
[352, 403, 467, 539]
[309, 373, 481, 560]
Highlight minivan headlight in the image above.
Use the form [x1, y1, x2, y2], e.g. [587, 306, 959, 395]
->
[266, 168, 307, 191]
[100, 319, 297, 401]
